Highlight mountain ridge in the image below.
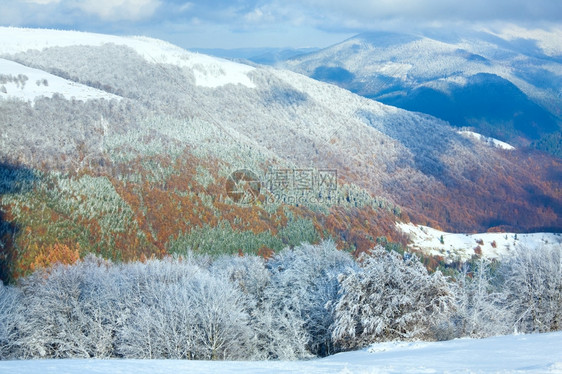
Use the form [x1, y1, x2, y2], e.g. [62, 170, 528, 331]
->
[0, 27, 561, 280]
[282, 29, 562, 153]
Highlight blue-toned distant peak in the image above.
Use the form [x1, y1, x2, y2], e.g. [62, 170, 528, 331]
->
[453, 49, 491, 65]
[281, 28, 562, 155]
[349, 31, 422, 47]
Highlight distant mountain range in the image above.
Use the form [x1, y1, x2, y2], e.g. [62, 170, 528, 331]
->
[192, 47, 320, 65]
[281, 30, 562, 156]
[0, 27, 561, 280]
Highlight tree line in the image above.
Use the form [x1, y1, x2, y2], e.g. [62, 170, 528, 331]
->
[1, 241, 560, 360]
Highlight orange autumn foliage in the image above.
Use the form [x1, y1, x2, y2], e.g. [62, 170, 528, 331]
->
[30, 243, 80, 272]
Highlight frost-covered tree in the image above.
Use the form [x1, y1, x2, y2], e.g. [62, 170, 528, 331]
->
[188, 272, 254, 360]
[107, 258, 201, 359]
[10, 242, 559, 360]
[0, 283, 21, 359]
[332, 247, 456, 349]
[501, 245, 562, 333]
[211, 254, 270, 302]
[212, 245, 323, 360]
[11, 255, 120, 359]
[116, 258, 254, 360]
[265, 241, 356, 356]
[210, 254, 271, 358]
[249, 296, 311, 360]
[451, 259, 512, 339]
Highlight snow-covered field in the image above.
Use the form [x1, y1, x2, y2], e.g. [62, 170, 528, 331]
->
[397, 222, 562, 260]
[0, 58, 120, 102]
[1, 332, 561, 373]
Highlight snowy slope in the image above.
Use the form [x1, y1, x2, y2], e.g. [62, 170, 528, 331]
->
[0, 58, 120, 102]
[398, 222, 562, 260]
[0, 27, 255, 88]
[458, 130, 515, 150]
[1, 332, 561, 373]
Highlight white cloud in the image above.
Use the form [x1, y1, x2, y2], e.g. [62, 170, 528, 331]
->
[178, 2, 194, 13]
[2, 0, 561, 49]
[244, 8, 265, 23]
[21, 0, 61, 4]
[490, 25, 562, 56]
[9, 0, 161, 23]
[291, 0, 562, 23]
[72, 0, 161, 21]
[242, 4, 291, 26]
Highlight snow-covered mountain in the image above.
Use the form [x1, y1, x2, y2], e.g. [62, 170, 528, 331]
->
[0, 27, 561, 279]
[0, 27, 257, 89]
[0, 27, 560, 230]
[282, 30, 562, 152]
[192, 47, 320, 65]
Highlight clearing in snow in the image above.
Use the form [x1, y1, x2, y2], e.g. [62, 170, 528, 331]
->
[397, 222, 562, 260]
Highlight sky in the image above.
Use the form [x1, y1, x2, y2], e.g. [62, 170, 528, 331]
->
[1, 0, 562, 49]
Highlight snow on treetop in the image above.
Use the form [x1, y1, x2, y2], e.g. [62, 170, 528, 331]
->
[0, 27, 256, 89]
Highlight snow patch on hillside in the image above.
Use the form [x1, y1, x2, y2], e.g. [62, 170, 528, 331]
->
[128, 36, 256, 88]
[443, 75, 468, 86]
[0, 27, 256, 88]
[397, 222, 561, 260]
[0, 58, 120, 102]
[421, 76, 468, 94]
[0, 332, 560, 373]
[377, 61, 412, 79]
[458, 130, 515, 150]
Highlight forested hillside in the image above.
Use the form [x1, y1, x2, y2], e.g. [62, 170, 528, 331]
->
[0, 27, 561, 281]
